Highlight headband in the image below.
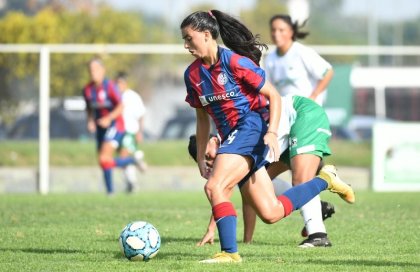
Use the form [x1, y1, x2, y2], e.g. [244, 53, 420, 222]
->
[208, 10, 216, 20]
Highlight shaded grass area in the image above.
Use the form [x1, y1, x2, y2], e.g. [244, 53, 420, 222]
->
[0, 191, 419, 271]
[0, 139, 371, 167]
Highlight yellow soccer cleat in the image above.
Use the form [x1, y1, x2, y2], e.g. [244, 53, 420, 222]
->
[199, 251, 242, 264]
[318, 165, 356, 204]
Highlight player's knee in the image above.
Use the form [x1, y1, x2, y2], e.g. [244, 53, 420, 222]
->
[204, 180, 223, 199]
[260, 212, 279, 224]
[98, 154, 114, 169]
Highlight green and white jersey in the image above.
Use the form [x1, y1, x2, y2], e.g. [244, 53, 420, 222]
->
[277, 95, 332, 161]
[264, 42, 332, 106]
[122, 89, 146, 134]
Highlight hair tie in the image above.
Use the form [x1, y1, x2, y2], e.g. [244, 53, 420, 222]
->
[208, 10, 216, 19]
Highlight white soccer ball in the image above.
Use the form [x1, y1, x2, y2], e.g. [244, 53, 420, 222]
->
[119, 221, 161, 261]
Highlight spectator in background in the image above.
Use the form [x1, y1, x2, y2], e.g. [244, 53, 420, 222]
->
[264, 14, 335, 247]
[115, 71, 147, 193]
[264, 15, 334, 106]
[83, 58, 141, 195]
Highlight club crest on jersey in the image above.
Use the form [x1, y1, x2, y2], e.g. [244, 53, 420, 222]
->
[98, 91, 107, 100]
[217, 72, 228, 85]
[290, 137, 298, 147]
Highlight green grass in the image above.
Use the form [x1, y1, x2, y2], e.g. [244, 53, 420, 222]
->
[0, 191, 419, 271]
[0, 140, 193, 167]
[0, 139, 371, 167]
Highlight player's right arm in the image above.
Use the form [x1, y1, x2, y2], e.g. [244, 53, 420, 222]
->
[195, 108, 211, 179]
[83, 88, 96, 134]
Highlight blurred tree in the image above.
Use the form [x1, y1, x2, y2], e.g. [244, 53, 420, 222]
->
[0, 5, 172, 109]
[240, 0, 288, 45]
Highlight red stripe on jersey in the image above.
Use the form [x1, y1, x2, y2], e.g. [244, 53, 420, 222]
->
[188, 60, 224, 131]
[231, 54, 263, 112]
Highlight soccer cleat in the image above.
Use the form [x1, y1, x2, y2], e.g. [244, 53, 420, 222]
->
[301, 201, 335, 237]
[318, 165, 355, 204]
[199, 251, 242, 264]
[134, 150, 148, 173]
[299, 236, 332, 248]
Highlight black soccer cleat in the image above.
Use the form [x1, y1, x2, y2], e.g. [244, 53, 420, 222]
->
[301, 201, 335, 237]
[299, 236, 332, 248]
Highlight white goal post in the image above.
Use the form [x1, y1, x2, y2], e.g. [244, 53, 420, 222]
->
[1, 44, 420, 194]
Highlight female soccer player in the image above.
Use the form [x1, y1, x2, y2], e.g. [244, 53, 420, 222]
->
[264, 14, 336, 246]
[181, 10, 354, 263]
[265, 15, 334, 105]
[189, 95, 343, 248]
[83, 58, 141, 195]
[115, 71, 147, 193]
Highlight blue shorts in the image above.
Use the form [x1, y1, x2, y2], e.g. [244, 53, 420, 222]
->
[217, 111, 270, 185]
[96, 126, 125, 151]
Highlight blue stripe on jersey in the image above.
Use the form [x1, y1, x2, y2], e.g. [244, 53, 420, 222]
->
[199, 67, 228, 135]
[237, 57, 266, 91]
[90, 84, 99, 119]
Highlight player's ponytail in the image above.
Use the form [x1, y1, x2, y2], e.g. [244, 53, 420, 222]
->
[180, 10, 267, 65]
[210, 10, 267, 65]
[270, 14, 309, 41]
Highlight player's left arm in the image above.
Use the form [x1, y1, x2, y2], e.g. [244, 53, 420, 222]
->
[234, 57, 280, 161]
[97, 83, 124, 128]
[97, 102, 123, 128]
[301, 47, 334, 101]
[309, 68, 334, 101]
[259, 81, 281, 162]
[136, 116, 145, 143]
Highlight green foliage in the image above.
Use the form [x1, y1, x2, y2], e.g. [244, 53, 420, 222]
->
[0, 6, 168, 100]
[0, 191, 419, 271]
[240, 0, 288, 44]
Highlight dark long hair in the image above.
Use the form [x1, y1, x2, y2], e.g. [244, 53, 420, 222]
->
[180, 10, 267, 65]
[269, 14, 309, 41]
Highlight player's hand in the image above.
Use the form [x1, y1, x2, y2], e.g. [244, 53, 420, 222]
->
[87, 119, 96, 133]
[198, 160, 211, 179]
[309, 93, 317, 101]
[97, 116, 112, 128]
[196, 229, 215, 246]
[264, 131, 279, 162]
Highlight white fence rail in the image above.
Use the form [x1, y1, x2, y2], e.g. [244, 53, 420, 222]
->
[1, 44, 420, 194]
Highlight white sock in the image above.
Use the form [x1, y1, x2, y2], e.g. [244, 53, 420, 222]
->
[124, 165, 137, 185]
[300, 195, 326, 235]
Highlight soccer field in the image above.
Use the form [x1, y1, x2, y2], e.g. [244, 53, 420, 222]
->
[1, 191, 419, 272]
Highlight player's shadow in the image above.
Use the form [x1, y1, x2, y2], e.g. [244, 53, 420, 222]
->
[312, 259, 420, 269]
[161, 236, 286, 246]
[0, 247, 84, 254]
[160, 236, 200, 244]
[113, 251, 205, 260]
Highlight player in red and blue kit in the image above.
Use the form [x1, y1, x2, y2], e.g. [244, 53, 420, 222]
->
[83, 58, 139, 195]
[181, 10, 354, 263]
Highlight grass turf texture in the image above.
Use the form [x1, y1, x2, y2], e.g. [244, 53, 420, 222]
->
[0, 139, 371, 167]
[0, 191, 419, 272]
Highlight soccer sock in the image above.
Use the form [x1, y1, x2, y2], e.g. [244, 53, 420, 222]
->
[300, 195, 327, 235]
[124, 165, 137, 185]
[212, 202, 237, 253]
[103, 169, 113, 193]
[277, 177, 328, 217]
[114, 157, 136, 167]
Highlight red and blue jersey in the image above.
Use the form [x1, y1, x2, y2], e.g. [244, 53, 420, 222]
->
[184, 47, 268, 140]
[83, 79, 124, 132]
